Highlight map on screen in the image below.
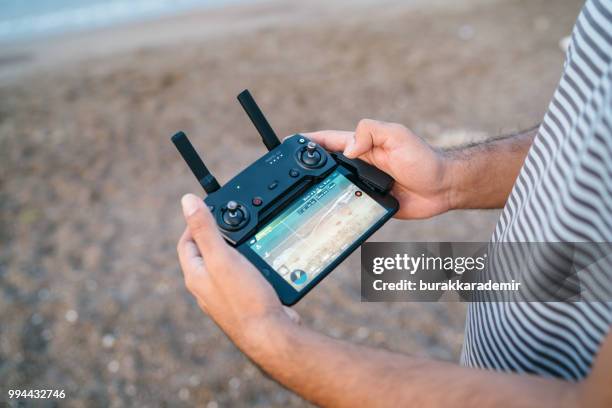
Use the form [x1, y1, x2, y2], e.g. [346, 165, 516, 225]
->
[248, 171, 387, 290]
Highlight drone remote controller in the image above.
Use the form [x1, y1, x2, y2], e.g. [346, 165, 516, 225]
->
[172, 90, 398, 305]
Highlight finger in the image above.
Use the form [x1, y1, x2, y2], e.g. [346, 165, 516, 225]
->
[301, 131, 355, 152]
[345, 119, 377, 158]
[181, 194, 227, 257]
[177, 227, 212, 298]
[346, 119, 399, 158]
[177, 227, 204, 273]
[196, 297, 209, 314]
[283, 306, 302, 325]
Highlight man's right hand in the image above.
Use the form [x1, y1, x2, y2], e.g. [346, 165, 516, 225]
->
[305, 119, 454, 219]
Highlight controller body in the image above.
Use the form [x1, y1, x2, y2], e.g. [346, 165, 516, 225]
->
[206, 135, 396, 244]
[172, 90, 398, 305]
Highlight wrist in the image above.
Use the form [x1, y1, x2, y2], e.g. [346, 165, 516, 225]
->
[237, 309, 303, 365]
[439, 149, 465, 211]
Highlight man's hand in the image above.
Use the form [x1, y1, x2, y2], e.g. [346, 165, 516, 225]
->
[306, 119, 538, 216]
[176, 194, 299, 354]
[306, 119, 453, 219]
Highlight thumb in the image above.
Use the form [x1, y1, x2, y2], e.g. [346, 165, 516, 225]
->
[181, 194, 226, 255]
[344, 119, 380, 158]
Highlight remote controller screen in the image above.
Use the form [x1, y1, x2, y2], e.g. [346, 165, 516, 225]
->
[248, 170, 387, 290]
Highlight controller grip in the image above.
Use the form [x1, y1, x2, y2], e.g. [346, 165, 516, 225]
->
[331, 152, 394, 193]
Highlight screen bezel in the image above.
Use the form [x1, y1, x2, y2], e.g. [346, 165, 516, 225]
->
[237, 165, 398, 305]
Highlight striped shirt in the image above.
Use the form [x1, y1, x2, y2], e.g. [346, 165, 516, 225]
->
[461, 0, 612, 380]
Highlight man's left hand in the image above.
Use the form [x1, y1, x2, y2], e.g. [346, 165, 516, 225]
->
[176, 194, 300, 353]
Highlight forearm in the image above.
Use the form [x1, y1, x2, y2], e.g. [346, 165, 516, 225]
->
[444, 125, 538, 210]
[243, 317, 579, 408]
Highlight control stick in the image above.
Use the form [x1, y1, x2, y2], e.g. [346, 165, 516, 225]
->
[227, 200, 239, 215]
[223, 200, 246, 228]
[306, 142, 317, 156]
[301, 141, 322, 166]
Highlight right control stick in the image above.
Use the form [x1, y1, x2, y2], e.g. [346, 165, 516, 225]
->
[300, 141, 323, 167]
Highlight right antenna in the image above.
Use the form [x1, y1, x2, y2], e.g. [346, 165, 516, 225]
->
[237, 89, 281, 151]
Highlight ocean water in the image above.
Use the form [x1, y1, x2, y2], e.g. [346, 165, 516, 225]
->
[0, 0, 248, 43]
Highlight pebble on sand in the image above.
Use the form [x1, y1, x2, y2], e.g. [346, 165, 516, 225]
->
[458, 24, 475, 41]
[179, 388, 190, 401]
[102, 334, 116, 348]
[65, 309, 78, 323]
[108, 360, 120, 373]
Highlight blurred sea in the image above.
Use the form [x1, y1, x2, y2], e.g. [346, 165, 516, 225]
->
[0, 0, 251, 43]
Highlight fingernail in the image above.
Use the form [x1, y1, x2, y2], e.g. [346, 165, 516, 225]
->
[344, 137, 356, 157]
[181, 194, 202, 217]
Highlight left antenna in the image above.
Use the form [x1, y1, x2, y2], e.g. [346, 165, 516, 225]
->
[171, 131, 221, 194]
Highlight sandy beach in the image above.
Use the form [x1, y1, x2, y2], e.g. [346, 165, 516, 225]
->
[0, 0, 583, 406]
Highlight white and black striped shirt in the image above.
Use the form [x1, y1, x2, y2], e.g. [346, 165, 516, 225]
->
[461, 0, 612, 380]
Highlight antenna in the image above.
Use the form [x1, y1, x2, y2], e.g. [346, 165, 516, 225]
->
[171, 131, 221, 194]
[237, 89, 281, 151]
